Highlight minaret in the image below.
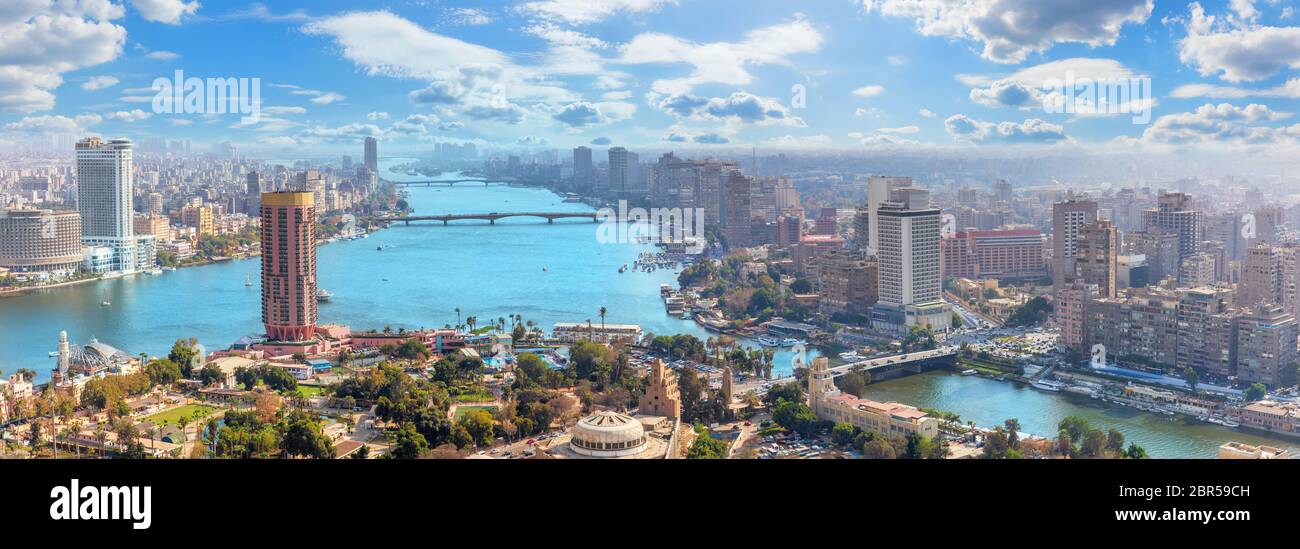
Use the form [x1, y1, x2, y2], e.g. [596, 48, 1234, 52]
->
[721, 365, 734, 405]
[57, 330, 70, 377]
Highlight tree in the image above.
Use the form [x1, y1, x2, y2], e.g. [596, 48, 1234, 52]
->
[458, 409, 495, 448]
[168, 338, 200, 377]
[1183, 366, 1199, 393]
[762, 382, 804, 407]
[1105, 428, 1125, 454]
[831, 422, 859, 447]
[1058, 416, 1090, 443]
[1245, 383, 1267, 401]
[771, 401, 820, 437]
[1080, 429, 1107, 458]
[391, 425, 429, 459]
[1004, 418, 1021, 449]
[1125, 443, 1149, 459]
[789, 278, 813, 294]
[144, 359, 182, 387]
[901, 325, 936, 352]
[687, 428, 730, 459]
[281, 414, 333, 459]
[863, 436, 896, 459]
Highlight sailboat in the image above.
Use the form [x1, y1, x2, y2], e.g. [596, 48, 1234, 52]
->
[101, 290, 111, 307]
[245, 274, 254, 287]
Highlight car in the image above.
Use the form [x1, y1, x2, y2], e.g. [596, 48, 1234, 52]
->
[526, 438, 536, 445]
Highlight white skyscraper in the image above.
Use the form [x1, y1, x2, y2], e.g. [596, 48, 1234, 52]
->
[77, 137, 152, 274]
[871, 186, 951, 333]
[865, 176, 914, 255]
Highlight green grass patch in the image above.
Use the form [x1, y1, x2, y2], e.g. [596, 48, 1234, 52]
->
[454, 392, 494, 402]
[144, 404, 218, 426]
[453, 405, 497, 421]
[297, 385, 325, 397]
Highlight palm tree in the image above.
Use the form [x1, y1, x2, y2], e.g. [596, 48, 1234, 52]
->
[586, 319, 594, 341]
[454, 307, 461, 327]
[599, 306, 607, 335]
[66, 418, 83, 459]
[93, 423, 108, 457]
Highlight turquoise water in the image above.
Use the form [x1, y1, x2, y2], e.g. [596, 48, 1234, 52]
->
[864, 372, 1299, 458]
[0, 158, 813, 383]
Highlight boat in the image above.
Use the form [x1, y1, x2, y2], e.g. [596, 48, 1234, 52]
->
[244, 275, 254, 287]
[960, 369, 978, 376]
[1031, 379, 1065, 392]
[101, 290, 111, 307]
[377, 245, 385, 251]
[542, 266, 549, 272]
[1222, 419, 1240, 428]
[618, 264, 628, 273]
[316, 289, 334, 303]
[48, 351, 58, 358]
[780, 338, 802, 347]
[839, 352, 861, 361]
[757, 336, 781, 347]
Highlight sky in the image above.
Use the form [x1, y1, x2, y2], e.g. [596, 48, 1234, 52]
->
[2, 0, 1300, 156]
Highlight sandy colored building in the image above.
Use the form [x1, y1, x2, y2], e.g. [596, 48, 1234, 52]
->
[808, 357, 939, 439]
[638, 359, 680, 421]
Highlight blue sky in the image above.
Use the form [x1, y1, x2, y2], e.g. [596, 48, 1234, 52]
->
[4, 0, 1300, 155]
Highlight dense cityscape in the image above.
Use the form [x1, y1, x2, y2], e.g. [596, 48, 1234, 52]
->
[0, 0, 1297, 472]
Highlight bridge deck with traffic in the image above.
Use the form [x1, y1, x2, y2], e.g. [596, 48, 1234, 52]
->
[385, 212, 601, 225]
[828, 346, 959, 377]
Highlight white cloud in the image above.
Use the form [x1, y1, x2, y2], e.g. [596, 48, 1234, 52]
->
[852, 85, 884, 98]
[518, 0, 677, 24]
[129, 0, 200, 25]
[1137, 102, 1295, 145]
[619, 16, 823, 95]
[82, 75, 119, 91]
[5, 114, 102, 133]
[106, 109, 151, 122]
[945, 114, 1068, 144]
[651, 91, 803, 126]
[445, 7, 492, 26]
[366, 111, 389, 120]
[1176, 2, 1300, 82]
[309, 92, 346, 105]
[878, 125, 920, 134]
[1170, 78, 1300, 99]
[855, 107, 881, 117]
[0, 4, 127, 112]
[145, 50, 181, 60]
[867, 0, 1153, 64]
[265, 106, 307, 115]
[919, 108, 936, 118]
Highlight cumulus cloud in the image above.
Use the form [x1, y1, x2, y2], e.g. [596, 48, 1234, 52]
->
[651, 91, 803, 126]
[945, 114, 1068, 144]
[445, 7, 492, 26]
[693, 133, 729, 144]
[82, 75, 119, 91]
[619, 16, 823, 95]
[518, 0, 677, 24]
[969, 79, 1043, 108]
[866, 0, 1153, 64]
[1136, 102, 1296, 145]
[0, 4, 127, 112]
[129, 0, 200, 25]
[591, 137, 612, 145]
[553, 101, 608, 127]
[852, 85, 884, 98]
[366, 111, 389, 120]
[5, 114, 103, 133]
[106, 109, 152, 122]
[919, 108, 936, 118]
[1176, 2, 1300, 83]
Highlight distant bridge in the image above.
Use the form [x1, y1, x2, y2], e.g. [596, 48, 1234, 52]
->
[386, 178, 518, 187]
[828, 346, 959, 379]
[386, 211, 601, 225]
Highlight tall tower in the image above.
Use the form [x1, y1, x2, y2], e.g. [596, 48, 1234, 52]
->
[364, 137, 378, 175]
[637, 359, 681, 421]
[260, 192, 318, 341]
[808, 357, 835, 413]
[573, 146, 593, 191]
[1076, 219, 1119, 299]
[872, 186, 950, 332]
[57, 330, 70, 376]
[76, 137, 137, 273]
[1052, 195, 1099, 291]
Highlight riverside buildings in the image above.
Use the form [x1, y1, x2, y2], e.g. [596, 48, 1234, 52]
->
[0, 208, 83, 276]
[808, 357, 939, 439]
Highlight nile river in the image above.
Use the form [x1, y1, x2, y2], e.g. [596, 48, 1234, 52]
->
[1, 158, 1294, 457]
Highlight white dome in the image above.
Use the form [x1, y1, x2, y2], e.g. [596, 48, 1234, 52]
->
[571, 411, 647, 457]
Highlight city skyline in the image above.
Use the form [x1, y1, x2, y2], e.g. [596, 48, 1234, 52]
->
[1, 1, 1300, 161]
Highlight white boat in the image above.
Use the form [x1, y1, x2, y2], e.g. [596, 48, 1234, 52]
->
[48, 351, 59, 358]
[1031, 380, 1065, 392]
[1222, 419, 1240, 428]
[101, 290, 111, 307]
[316, 289, 334, 302]
[839, 352, 861, 361]
[780, 338, 802, 347]
[245, 275, 254, 287]
[960, 369, 978, 376]
[757, 336, 780, 347]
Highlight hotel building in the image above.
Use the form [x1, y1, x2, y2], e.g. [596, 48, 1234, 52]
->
[76, 137, 154, 274]
[0, 209, 83, 275]
[809, 357, 939, 439]
[261, 192, 318, 342]
[871, 186, 950, 333]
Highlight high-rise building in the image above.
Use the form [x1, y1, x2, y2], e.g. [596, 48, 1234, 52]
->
[1076, 220, 1118, 299]
[76, 137, 150, 273]
[813, 207, 838, 235]
[1176, 288, 1237, 378]
[364, 137, 378, 175]
[1051, 195, 1098, 290]
[865, 176, 913, 255]
[181, 205, 214, 238]
[1237, 305, 1298, 386]
[573, 146, 593, 192]
[1179, 253, 1217, 288]
[1241, 244, 1284, 307]
[722, 171, 752, 248]
[260, 192, 318, 342]
[606, 147, 639, 200]
[816, 249, 878, 317]
[941, 228, 1047, 281]
[1143, 191, 1202, 262]
[0, 209, 83, 275]
[871, 186, 950, 333]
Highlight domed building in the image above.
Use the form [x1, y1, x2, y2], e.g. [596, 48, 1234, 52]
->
[570, 411, 648, 457]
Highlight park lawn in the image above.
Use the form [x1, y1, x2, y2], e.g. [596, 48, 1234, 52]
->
[144, 404, 218, 426]
[454, 392, 494, 403]
[297, 385, 325, 397]
[454, 405, 498, 421]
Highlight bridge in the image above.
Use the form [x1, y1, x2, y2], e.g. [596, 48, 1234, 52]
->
[386, 212, 601, 225]
[828, 346, 959, 379]
[386, 178, 518, 187]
